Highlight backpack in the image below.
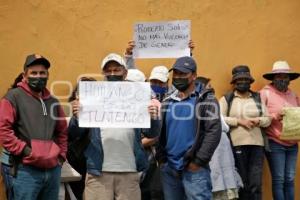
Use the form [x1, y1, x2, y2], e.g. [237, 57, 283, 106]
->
[224, 91, 270, 152]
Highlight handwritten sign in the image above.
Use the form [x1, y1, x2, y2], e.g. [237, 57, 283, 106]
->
[280, 107, 300, 141]
[79, 81, 151, 128]
[133, 20, 191, 58]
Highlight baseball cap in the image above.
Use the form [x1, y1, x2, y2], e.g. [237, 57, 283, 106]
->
[149, 66, 169, 83]
[101, 53, 127, 70]
[23, 54, 50, 70]
[169, 56, 197, 73]
[126, 69, 146, 82]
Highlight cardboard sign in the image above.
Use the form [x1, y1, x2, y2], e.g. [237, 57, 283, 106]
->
[78, 81, 151, 128]
[133, 20, 191, 58]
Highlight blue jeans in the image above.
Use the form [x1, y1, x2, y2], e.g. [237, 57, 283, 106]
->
[160, 163, 212, 200]
[266, 140, 298, 200]
[13, 164, 61, 200]
[1, 164, 14, 200]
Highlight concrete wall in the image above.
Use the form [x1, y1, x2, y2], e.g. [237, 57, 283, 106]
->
[0, 0, 300, 199]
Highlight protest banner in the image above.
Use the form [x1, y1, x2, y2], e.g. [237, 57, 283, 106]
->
[280, 107, 300, 140]
[133, 20, 191, 58]
[78, 81, 151, 128]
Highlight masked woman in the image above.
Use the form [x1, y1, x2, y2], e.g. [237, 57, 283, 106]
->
[219, 65, 271, 200]
[260, 61, 300, 200]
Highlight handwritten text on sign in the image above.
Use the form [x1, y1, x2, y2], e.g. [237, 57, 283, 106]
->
[79, 81, 151, 128]
[133, 20, 191, 58]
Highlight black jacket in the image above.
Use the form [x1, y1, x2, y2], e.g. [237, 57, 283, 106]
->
[156, 84, 221, 168]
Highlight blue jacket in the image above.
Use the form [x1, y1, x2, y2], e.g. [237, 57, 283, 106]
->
[68, 117, 160, 176]
[157, 83, 222, 168]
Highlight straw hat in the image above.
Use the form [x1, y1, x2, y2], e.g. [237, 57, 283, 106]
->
[263, 61, 300, 80]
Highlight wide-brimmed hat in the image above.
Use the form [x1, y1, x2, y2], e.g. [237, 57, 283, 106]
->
[263, 61, 300, 81]
[230, 65, 254, 84]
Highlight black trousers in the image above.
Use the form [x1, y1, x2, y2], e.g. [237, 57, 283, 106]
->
[140, 148, 164, 200]
[233, 145, 264, 200]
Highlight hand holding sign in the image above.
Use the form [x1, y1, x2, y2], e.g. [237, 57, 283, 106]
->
[71, 98, 80, 118]
[125, 40, 135, 56]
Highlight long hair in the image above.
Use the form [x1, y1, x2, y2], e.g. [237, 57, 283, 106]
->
[10, 73, 23, 90]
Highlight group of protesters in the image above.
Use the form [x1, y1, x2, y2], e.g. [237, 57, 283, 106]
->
[0, 41, 299, 200]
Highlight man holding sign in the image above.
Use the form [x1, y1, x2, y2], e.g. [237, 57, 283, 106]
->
[68, 53, 160, 200]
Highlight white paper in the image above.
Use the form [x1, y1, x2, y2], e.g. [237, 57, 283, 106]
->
[133, 20, 191, 58]
[79, 81, 151, 128]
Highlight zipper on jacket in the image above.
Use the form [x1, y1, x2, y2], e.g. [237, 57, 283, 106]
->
[39, 98, 48, 116]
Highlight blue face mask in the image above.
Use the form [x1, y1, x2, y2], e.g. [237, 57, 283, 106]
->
[151, 85, 168, 95]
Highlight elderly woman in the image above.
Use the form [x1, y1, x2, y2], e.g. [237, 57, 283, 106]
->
[260, 61, 300, 200]
[219, 65, 271, 200]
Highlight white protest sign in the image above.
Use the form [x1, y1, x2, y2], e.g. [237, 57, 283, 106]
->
[133, 20, 191, 58]
[79, 81, 151, 128]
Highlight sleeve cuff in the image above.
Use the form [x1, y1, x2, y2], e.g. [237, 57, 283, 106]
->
[192, 157, 206, 167]
[124, 54, 133, 58]
[22, 145, 31, 157]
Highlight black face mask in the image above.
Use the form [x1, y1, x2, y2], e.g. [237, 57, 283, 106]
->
[273, 79, 289, 92]
[28, 77, 48, 92]
[235, 82, 250, 93]
[172, 78, 190, 92]
[106, 75, 124, 82]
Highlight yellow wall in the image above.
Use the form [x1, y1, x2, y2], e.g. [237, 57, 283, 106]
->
[0, 0, 300, 199]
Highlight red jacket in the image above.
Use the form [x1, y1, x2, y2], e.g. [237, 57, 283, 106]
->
[0, 81, 68, 168]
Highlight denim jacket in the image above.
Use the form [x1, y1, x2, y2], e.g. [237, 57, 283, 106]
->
[68, 117, 160, 176]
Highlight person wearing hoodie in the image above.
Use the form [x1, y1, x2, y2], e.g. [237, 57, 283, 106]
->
[219, 65, 271, 200]
[0, 54, 68, 200]
[156, 56, 221, 200]
[68, 53, 160, 200]
[260, 61, 300, 200]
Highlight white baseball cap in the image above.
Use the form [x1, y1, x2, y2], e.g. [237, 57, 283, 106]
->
[101, 53, 127, 69]
[126, 69, 146, 82]
[149, 66, 169, 83]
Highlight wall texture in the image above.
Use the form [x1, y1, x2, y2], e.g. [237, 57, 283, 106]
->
[0, 0, 299, 199]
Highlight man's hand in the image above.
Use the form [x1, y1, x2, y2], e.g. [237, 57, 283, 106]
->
[238, 119, 256, 129]
[71, 98, 80, 118]
[188, 40, 195, 53]
[125, 40, 135, 55]
[142, 137, 158, 147]
[148, 104, 159, 119]
[58, 157, 64, 166]
[187, 162, 201, 172]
